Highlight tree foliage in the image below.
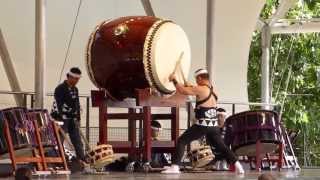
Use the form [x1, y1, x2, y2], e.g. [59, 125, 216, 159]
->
[248, 0, 320, 166]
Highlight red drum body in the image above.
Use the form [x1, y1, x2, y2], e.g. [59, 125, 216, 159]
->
[86, 16, 191, 101]
[225, 110, 282, 156]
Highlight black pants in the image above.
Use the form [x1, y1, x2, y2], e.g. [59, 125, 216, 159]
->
[173, 125, 237, 165]
[61, 120, 85, 161]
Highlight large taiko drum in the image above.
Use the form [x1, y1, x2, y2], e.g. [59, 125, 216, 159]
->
[86, 16, 191, 101]
[225, 110, 282, 156]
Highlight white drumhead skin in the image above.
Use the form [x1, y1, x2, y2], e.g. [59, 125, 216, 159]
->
[143, 21, 191, 94]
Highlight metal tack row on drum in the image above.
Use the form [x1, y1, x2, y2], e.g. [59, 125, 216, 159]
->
[86, 16, 191, 101]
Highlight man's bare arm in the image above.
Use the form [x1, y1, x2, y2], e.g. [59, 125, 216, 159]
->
[175, 83, 197, 95]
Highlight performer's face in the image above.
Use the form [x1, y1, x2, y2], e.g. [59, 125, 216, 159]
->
[67, 76, 80, 87]
[195, 76, 204, 85]
[152, 129, 160, 138]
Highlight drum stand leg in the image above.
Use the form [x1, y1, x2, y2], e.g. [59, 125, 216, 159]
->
[255, 140, 262, 171]
[33, 121, 48, 171]
[52, 122, 69, 171]
[3, 120, 17, 173]
[128, 108, 137, 159]
[278, 142, 284, 171]
[142, 106, 151, 162]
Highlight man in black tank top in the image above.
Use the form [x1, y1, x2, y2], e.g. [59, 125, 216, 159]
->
[161, 68, 244, 174]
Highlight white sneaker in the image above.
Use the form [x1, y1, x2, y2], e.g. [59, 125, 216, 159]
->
[215, 161, 221, 170]
[235, 161, 244, 174]
[161, 165, 180, 174]
[221, 160, 228, 171]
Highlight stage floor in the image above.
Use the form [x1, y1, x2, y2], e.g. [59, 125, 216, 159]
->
[4, 169, 320, 180]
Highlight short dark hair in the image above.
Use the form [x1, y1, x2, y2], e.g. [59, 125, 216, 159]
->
[258, 173, 276, 180]
[67, 67, 81, 78]
[15, 167, 32, 180]
[70, 67, 81, 74]
[151, 120, 161, 129]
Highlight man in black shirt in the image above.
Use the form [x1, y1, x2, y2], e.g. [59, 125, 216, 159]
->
[51, 67, 85, 163]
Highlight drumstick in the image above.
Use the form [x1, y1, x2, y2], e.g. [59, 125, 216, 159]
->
[172, 52, 184, 75]
[58, 127, 75, 151]
[172, 52, 188, 85]
[79, 129, 92, 152]
[178, 64, 188, 85]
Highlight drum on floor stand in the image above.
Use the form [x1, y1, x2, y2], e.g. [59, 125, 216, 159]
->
[225, 110, 282, 156]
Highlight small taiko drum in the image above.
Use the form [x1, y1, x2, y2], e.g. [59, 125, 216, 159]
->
[187, 146, 215, 168]
[87, 144, 114, 169]
[86, 16, 191, 101]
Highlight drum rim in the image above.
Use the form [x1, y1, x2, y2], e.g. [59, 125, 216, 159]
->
[226, 110, 279, 121]
[86, 20, 119, 101]
[143, 19, 175, 95]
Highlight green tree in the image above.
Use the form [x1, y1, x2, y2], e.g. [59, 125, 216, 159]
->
[248, 1, 320, 166]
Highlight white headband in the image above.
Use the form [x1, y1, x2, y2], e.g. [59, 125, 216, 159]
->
[151, 126, 162, 131]
[194, 69, 208, 77]
[68, 71, 81, 78]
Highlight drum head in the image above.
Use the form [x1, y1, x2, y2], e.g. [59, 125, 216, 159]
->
[143, 21, 191, 94]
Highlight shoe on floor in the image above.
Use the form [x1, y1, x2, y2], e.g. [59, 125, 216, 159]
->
[235, 161, 244, 174]
[221, 160, 229, 171]
[161, 165, 180, 174]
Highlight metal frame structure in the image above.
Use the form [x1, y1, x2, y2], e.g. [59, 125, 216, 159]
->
[0, 29, 23, 106]
[1, 0, 319, 110]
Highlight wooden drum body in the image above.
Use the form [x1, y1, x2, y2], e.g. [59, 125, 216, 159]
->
[187, 146, 214, 168]
[86, 16, 191, 101]
[87, 144, 114, 169]
[225, 110, 282, 156]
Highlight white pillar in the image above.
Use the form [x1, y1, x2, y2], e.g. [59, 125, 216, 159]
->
[206, 0, 215, 79]
[0, 29, 24, 106]
[261, 25, 271, 109]
[35, 0, 46, 108]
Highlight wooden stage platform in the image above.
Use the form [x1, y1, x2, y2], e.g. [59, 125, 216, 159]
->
[2, 169, 320, 179]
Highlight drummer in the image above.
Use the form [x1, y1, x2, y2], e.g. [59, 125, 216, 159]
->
[161, 68, 244, 174]
[51, 67, 87, 167]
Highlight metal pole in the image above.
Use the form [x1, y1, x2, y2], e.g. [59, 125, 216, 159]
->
[303, 127, 306, 166]
[206, 0, 215, 79]
[140, 0, 155, 16]
[0, 29, 24, 106]
[85, 97, 90, 146]
[232, 104, 235, 115]
[35, 0, 46, 108]
[261, 25, 271, 110]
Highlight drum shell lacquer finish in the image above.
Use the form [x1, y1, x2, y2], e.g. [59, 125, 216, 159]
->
[86, 16, 190, 101]
[224, 110, 282, 156]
